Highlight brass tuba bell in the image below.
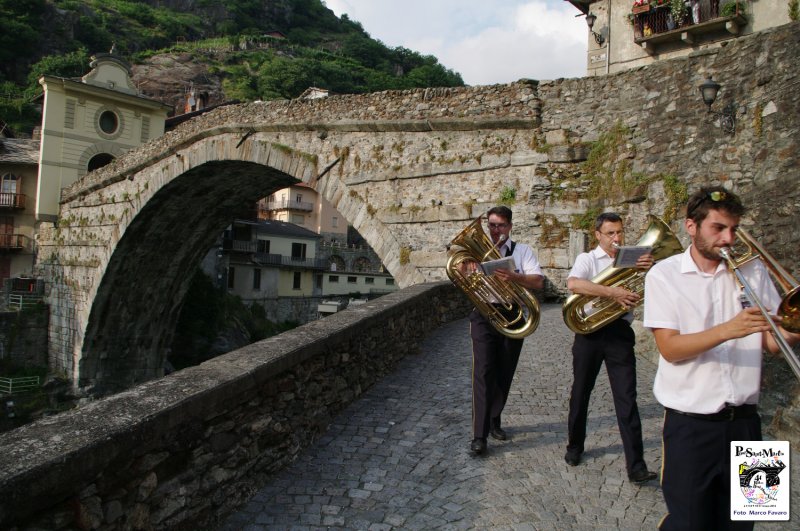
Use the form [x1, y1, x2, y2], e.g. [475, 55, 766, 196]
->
[562, 215, 684, 334]
[445, 216, 540, 339]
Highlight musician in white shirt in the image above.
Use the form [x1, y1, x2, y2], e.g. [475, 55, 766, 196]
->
[564, 212, 657, 484]
[644, 186, 800, 530]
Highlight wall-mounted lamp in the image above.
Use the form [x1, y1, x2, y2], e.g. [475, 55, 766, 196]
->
[585, 12, 605, 46]
[698, 76, 736, 134]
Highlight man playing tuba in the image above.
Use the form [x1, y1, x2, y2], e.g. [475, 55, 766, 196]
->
[563, 212, 658, 484]
[468, 206, 544, 455]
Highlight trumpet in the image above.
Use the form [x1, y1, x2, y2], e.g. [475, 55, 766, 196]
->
[719, 228, 800, 381]
[562, 215, 684, 334]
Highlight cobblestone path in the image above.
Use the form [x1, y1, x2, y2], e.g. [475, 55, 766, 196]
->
[220, 304, 798, 530]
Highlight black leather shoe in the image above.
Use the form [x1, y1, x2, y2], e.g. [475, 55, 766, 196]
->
[470, 438, 487, 455]
[629, 469, 658, 484]
[564, 452, 581, 466]
[489, 426, 507, 441]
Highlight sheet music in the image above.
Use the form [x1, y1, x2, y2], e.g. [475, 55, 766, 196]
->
[479, 256, 516, 276]
[613, 246, 652, 268]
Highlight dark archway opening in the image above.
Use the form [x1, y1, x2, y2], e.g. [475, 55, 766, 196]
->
[88, 153, 115, 172]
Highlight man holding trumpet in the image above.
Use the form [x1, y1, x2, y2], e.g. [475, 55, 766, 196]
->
[644, 186, 800, 530]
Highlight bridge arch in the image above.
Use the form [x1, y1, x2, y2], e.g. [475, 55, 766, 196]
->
[38, 126, 439, 394]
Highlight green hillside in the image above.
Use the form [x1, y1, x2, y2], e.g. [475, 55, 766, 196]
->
[0, 0, 464, 135]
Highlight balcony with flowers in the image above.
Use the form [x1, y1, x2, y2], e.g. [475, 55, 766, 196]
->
[629, 0, 748, 52]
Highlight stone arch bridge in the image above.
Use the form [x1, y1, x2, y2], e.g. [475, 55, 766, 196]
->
[37, 22, 800, 394]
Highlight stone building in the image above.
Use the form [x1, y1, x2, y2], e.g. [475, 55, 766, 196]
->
[208, 217, 397, 324]
[218, 184, 398, 323]
[258, 182, 347, 243]
[0, 136, 39, 284]
[568, 0, 793, 76]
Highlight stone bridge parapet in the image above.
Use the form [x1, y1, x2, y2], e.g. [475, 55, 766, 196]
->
[0, 282, 471, 531]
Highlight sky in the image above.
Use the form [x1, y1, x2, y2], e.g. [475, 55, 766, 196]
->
[324, 0, 589, 86]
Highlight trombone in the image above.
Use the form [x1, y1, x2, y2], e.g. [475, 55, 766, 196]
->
[719, 228, 800, 381]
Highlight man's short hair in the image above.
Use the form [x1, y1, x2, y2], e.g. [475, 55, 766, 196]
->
[686, 186, 745, 223]
[487, 206, 513, 222]
[594, 212, 622, 232]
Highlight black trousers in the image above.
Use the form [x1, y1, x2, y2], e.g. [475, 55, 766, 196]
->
[469, 309, 524, 439]
[566, 318, 647, 474]
[659, 408, 761, 531]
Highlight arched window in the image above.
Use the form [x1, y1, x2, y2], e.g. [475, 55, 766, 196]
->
[88, 153, 115, 172]
[0, 173, 18, 207]
[329, 255, 345, 272]
[353, 256, 372, 272]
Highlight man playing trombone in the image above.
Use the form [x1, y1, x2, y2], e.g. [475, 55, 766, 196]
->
[643, 186, 800, 530]
[564, 212, 658, 484]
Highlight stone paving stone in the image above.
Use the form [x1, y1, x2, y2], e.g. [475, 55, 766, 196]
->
[218, 304, 800, 530]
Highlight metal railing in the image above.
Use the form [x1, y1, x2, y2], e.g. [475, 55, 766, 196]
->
[7, 293, 44, 311]
[260, 199, 315, 212]
[0, 234, 27, 250]
[0, 193, 25, 209]
[4, 278, 45, 311]
[0, 376, 40, 395]
[253, 252, 328, 269]
[632, 0, 740, 40]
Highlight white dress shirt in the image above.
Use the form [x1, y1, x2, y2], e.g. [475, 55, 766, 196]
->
[643, 246, 781, 414]
[498, 239, 543, 277]
[568, 246, 633, 323]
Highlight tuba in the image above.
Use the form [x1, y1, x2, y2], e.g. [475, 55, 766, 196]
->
[562, 215, 684, 334]
[445, 216, 540, 339]
[719, 228, 800, 381]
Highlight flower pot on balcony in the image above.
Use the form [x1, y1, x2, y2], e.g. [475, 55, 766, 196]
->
[632, 4, 652, 14]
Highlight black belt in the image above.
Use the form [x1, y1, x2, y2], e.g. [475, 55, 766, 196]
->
[666, 404, 758, 422]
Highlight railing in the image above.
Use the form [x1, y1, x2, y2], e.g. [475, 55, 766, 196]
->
[0, 234, 27, 250]
[260, 199, 314, 212]
[632, 0, 741, 40]
[253, 252, 328, 269]
[7, 293, 44, 311]
[0, 376, 40, 395]
[0, 193, 25, 209]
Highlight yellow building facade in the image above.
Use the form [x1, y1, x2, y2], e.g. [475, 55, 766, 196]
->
[36, 51, 170, 221]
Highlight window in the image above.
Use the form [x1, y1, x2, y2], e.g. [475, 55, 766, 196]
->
[296, 193, 303, 203]
[316, 274, 323, 289]
[293, 271, 301, 289]
[332, 216, 339, 228]
[253, 268, 261, 290]
[227, 267, 235, 289]
[347, 276, 357, 284]
[291, 242, 307, 260]
[88, 153, 115, 172]
[257, 239, 270, 253]
[365, 277, 374, 284]
[386, 278, 395, 286]
[0, 174, 18, 207]
[99, 110, 119, 134]
[291, 213, 305, 225]
[329, 275, 339, 283]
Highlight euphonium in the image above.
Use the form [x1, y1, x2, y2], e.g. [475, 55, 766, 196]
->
[562, 215, 683, 334]
[445, 216, 540, 339]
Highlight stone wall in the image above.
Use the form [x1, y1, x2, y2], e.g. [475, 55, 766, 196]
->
[0, 282, 471, 530]
[0, 309, 48, 369]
